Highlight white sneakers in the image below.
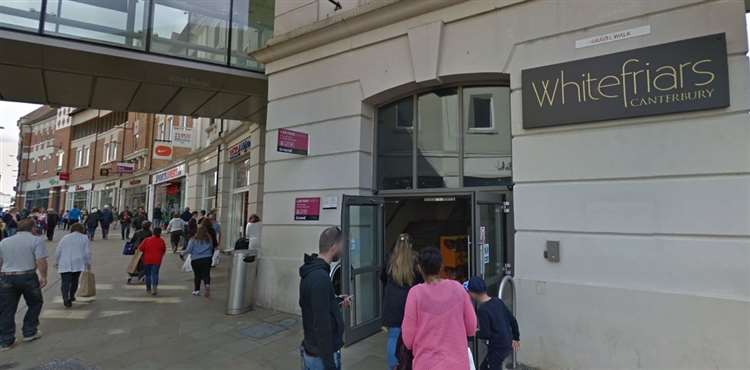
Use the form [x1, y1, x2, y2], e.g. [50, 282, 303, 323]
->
[191, 290, 200, 296]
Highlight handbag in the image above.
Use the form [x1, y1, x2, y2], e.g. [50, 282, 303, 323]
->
[78, 271, 96, 297]
[122, 241, 136, 255]
[396, 334, 413, 370]
[468, 347, 476, 370]
[181, 255, 193, 273]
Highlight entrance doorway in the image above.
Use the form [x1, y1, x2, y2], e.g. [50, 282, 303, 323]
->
[339, 191, 514, 347]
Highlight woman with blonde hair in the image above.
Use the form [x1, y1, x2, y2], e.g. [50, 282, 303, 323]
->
[381, 233, 421, 370]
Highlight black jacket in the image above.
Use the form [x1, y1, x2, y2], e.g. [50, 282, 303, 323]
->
[381, 262, 423, 328]
[299, 254, 344, 370]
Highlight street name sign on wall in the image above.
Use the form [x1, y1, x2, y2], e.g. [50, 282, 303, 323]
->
[294, 197, 320, 221]
[522, 33, 729, 129]
[277, 128, 309, 155]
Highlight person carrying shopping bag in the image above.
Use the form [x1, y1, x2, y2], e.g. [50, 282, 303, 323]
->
[137, 227, 166, 296]
[182, 225, 214, 297]
[54, 223, 91, 308]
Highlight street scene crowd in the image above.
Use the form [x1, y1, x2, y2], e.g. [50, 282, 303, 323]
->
[0, 204, 517, 370]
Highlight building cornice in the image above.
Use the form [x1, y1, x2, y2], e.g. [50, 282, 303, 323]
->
[251, 0, 464, 64]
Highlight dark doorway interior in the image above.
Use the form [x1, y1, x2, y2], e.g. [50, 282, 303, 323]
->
[384, 196, 471, 283]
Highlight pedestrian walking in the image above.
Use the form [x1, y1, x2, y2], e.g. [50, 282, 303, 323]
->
[61, 210, 69, 230]
[299, 227, 350, 370]
[67, 206, 81, 225]
[0, 219, 48, 351]
[402, 247, 477, 370]
[244, 214, 262, 250]
[182, 225, 214, 297]
[466, 276, 520, 370]
[85, 208, 99, 241]
[54, 223, 91, 308]
[45, 209, 59, 241]
[119, 207, 132, 240]
[180, 207, 192, 223]
[152, 204, 163, 230]
[99, 206, 114, 240]
[166, 213, 185, 253]
[382, 234, 422, 370]
[1, 208, 17, 237]
[138, 227, 166, 296]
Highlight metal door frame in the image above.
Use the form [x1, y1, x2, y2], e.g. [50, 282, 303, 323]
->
[341, 195, 385, 345]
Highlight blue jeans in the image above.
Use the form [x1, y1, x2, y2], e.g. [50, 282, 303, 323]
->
[0, 273, 43, 346]
[143, 264, 161, 291]
[87, 226, 96, 240]
[386, 327, 401, 369]
[301, 348, 341, 370]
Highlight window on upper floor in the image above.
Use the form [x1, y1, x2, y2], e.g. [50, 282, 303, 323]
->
[57, 152, 64, 170]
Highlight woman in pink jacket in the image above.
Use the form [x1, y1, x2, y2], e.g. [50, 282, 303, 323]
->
[402, 247, 478, 370]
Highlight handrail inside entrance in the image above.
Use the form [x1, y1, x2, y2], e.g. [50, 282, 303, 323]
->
[498, 275, 518, 369]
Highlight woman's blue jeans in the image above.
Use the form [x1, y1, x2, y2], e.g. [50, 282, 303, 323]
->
[386, 327, 401, 369]
[143, 264, 161, 291]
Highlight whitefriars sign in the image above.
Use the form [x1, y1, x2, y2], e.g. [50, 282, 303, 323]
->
[522, 34, 730, 129]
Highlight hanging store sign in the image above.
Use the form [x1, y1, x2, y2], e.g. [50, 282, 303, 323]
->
[59, 172, 70, 181]
[522, 33, 730, 129]
[228, 137, 252, 160]
[153, 141, 173, 160]
[172, 128, 193, 148]
[116, 162, 135, 174]
[294, 197, 320, 221]
[153, 164, 185, 184]
[277, 128, 309, 155]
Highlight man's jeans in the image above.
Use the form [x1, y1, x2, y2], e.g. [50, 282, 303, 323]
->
[0, 273, 43, 346]
[101, 223, 110, 239]
[121, 223, 130, 240]
[301, 348, 341, 370]
[144, 264, 161, 291]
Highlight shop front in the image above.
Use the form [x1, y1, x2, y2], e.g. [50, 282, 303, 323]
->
[224, 136, 253, 251]
[255, 2, 748, 368]
[120, 175, 149, 212]
[21, 177, 65, 210]
[67, 183, 92, 210]
[152, 163, 187, 220]
[92, 181, 119, 210]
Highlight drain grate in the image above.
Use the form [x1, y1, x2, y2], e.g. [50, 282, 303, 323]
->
[27, 359, 98, 370]
[238, 322, 287, 339]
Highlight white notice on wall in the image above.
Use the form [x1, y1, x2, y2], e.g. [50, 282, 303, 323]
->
[575, 25, 651, 49]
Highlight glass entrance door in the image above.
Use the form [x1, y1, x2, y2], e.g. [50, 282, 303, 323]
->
[472, 191, 514, 366]
[341, 195, 384, 344]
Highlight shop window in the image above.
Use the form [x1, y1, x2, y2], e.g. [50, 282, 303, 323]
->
[234, 159, 251, 188]
[463, 86, 512, 187]
[377, 97, 414, 190]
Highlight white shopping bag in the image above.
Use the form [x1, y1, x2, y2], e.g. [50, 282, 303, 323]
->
[211, 250, 221, 267]
[181, 255, 193, 273]
[468, 347, 476, 370]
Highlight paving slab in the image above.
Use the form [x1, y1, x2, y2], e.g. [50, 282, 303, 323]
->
[1, 230, 386, 370]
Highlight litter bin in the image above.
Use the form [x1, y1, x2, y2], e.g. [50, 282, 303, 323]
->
[226, 249, 258, 315]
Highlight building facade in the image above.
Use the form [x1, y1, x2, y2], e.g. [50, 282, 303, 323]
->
[15, 106, 70, 211]
[252, 1, 750, 369]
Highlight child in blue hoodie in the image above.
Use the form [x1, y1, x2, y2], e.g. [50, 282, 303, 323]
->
[467, 276, 520, 370]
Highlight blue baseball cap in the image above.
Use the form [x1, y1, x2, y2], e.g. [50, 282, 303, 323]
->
[466, 276, 487, 293]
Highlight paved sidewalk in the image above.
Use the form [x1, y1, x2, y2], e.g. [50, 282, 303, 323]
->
[3, 229, 386, 370]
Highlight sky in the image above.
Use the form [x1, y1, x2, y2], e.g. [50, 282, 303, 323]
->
[0, 14, 749, 205]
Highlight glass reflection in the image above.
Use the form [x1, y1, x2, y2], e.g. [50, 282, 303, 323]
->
[463, 86, 512, 186]
[44, 0, 148, 49]
[231, 0, 273, 70]
[150, 0, 231, 64]
[417, 88, 459, 188]
[377, 97, 413, 190]
[0, 1, 42, 32]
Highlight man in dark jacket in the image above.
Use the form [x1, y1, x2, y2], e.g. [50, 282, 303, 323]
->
[119, 207, 132, 240]
[180, 207, 192, 223]
[299, 227, 349, 370]
[99, 206, 114, 240]
[45, 209, 59, 241]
